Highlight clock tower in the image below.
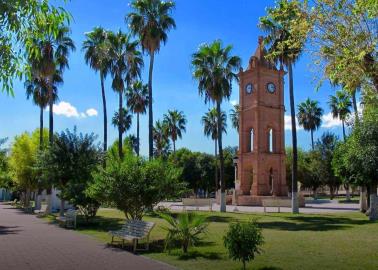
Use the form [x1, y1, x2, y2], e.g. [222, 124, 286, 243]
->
[234, 36, 288, 206]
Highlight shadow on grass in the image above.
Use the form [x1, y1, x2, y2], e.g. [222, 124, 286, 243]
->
[178, 250, 222, 260]
[75, 216, 124, 232]
[260, 215, 371, 231]
[258, 267, 283, 270]
[205, 215, 236, 223]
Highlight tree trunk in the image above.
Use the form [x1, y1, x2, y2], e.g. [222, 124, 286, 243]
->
[136, 112, 140, 156]
[148, 52, 155, 159]
[351, 90, 359, 123]
[216, 101, 226, 212]
[342, 120, 346, 141]
[35, 189, 42, 210]
[345, 184, 351, 201]
[173, 139, 176, 153]
[59, 198, 65, 217]
[46, 86, 54, 214]
[310, 129, 314, 150]
[214, 139, 218, 192]
[118, 91, 123, 159]
[39, 106, 43, 149]
[360, 186, 368, 212]
[368, 183, 377, 221]
[288, 62, 299, 213]
[100, 73, 107, 154]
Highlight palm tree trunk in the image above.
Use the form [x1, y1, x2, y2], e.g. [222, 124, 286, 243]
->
[342, 120, 346, 141]
[351, 90, 359, 123]
[137, 112, 140, 156]
[310, 130, 314, 150]
[216, 101, 226, 212]
[288, 62, 299, 214]
[173, 139, 176, 153]
[214, 139, 218, 192]
[100, 73, 107, 153]
[39, 106, 43, 150]
[148, 52, 155, 159]
[46, 87, 54, 214]
[118, 91, 123, 159]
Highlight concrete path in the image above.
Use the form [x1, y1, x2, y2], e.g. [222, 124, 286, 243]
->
[0, 203, 175, 270]
[159, 199, 359, 214]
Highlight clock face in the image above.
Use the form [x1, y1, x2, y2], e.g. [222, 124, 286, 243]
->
[267, 82, 276, 93]
[245, 83, 253, 94]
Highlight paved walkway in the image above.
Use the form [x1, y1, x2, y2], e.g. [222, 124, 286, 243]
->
[159, 199, 360, 214]
[0, 203, 175, 270]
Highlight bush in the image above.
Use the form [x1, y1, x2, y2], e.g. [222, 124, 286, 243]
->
[159, 211, 208, 253]
[223, 220, 264, 270]
[89, 152, 185, 220]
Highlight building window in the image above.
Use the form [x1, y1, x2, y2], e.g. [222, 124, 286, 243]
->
[250, 129, 254, 152]
[268, 128, 273, 152]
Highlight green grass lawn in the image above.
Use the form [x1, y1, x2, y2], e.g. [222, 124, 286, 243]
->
[51, 209, 378, 270]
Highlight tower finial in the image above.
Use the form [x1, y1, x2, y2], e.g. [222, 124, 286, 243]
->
[258, 36, 264, 45]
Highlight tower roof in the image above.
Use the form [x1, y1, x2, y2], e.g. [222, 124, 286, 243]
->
[247, 36, 277, 70]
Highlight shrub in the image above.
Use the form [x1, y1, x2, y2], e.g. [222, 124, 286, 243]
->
[223, 219, 264, 270]
[89, 151, 185, 220]
[159, 211, 208, 253]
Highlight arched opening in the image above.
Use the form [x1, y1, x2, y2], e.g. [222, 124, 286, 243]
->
[268, 128, 273, 152]
[250, 128, 254, 152]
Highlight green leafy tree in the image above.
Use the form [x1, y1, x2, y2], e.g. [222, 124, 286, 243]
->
[163, 110, 187, 153]
[89, 152, 184, 220]
[127, 0, 176, 159]
[328, 91, 352, 141]
[297, 98, 323, 150]
[308, 0, 378, 95]
[202, 108, 227, 192]
[83, 27, 112, 152]
[0, 138, 12, 190]
[224, 220, 264, 270]
[159, 212, 208, 254]
[126, 81, 149, 156]
[9, 129, 48, 207]
[339, 115, 378, 221]
[108, 30, 143, 159]
[192, 40, 241, 212]
[230, 104, 240, 133]
[37, 128, 102, 218]
[0, 1, 70, 95]
[315, 132, 341, 199]
[153, 120, 171, 159]
[259, 0, 310, 213]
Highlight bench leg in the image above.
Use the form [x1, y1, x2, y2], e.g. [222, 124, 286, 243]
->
[111, 236, 114, 245]
[278, 207, 280, 213]
[146, 235, 150, 251]
[133, 239, 137, 253]
[122, 239, 125, 249]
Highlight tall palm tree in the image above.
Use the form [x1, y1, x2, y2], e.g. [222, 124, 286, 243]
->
[112, 108, 133, 137]
[202, 108, 227, 192]
[259, 0, 306, 213]
[126, 81, 149, 156]
[328, 91, 352, 141]
[25, 71, 61, 149]
[82, 27, 111, 153]
[297, 98, 323, 150]
[153, 120, 170, 158]
[108, 31, 143, 159]
[163, 110, 187, 153]
[230, 104, 240, 133]
[127, 0, 176, 159]
[192, 40, 241, 212]
[29, 25, 75, 145]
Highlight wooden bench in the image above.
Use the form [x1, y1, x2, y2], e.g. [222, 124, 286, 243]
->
[262, 198, 291, 213]
[11, 199, 18, 206]
[56, 209, 77, 229]
[182, 198, 213, 211]
[34, 204, 47, 217]
[24, 202, 34, 214]
[109, 220, 155, 252]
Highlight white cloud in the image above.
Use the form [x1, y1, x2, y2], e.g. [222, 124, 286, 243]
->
[52, 101, 80, 118]
[86, 108, 98, 117]
[284, 115, 302, 130]
[230, 100, 238, 106]
[321, 112, 342, 128]
[48, 101, 98, 118]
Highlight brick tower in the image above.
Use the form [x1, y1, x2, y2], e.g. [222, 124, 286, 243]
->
[234, 36, 288, 206]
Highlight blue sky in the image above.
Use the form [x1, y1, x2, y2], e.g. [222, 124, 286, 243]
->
[0, 0, 350, 155]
